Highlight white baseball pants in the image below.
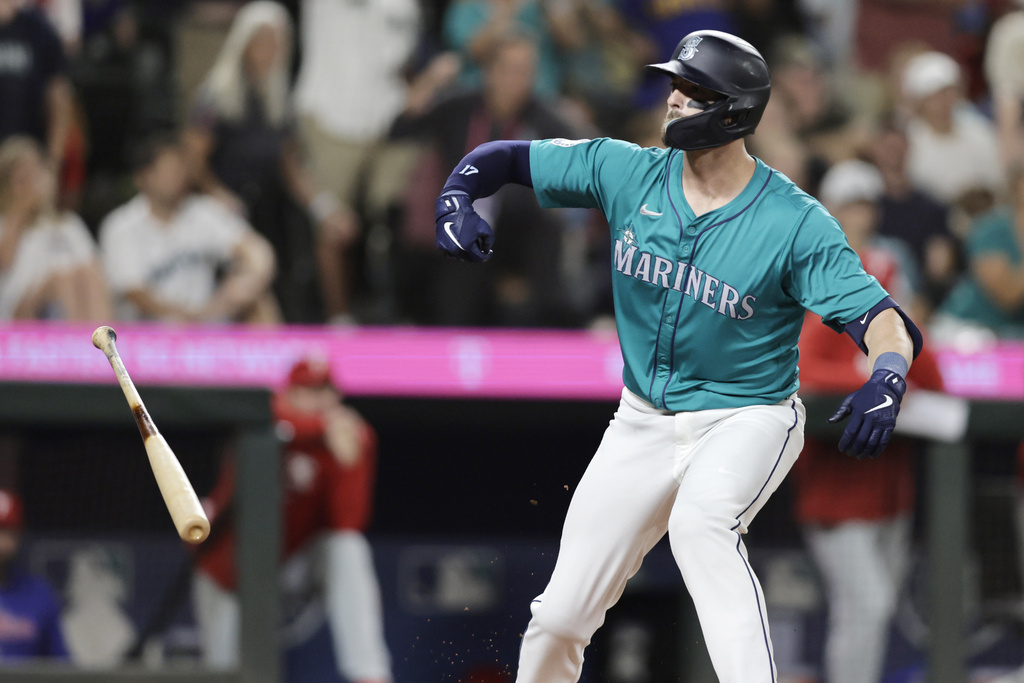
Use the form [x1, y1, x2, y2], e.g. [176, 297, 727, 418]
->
[517, 387, 805, 683]
[804, 517, 911, 683]
[192, 571, 239, 669]
[193, 530, 392, 682]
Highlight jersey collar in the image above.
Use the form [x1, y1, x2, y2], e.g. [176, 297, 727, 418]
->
[670, 154, 771, 224]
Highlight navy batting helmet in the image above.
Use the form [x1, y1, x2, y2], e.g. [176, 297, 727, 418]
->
[646, 30, 771, 151]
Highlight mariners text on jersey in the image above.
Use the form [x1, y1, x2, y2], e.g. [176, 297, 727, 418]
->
[530, 137, 889, 412]
[613, 238, 758, 320]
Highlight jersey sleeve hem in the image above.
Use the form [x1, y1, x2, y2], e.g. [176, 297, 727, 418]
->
[529, 140, 558, 209]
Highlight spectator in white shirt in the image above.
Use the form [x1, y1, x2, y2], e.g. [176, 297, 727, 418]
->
[901, 50, 1003, 212]
[293, 0, 423, 323]
[985, 0, 1024, 170]
[0, 135, 110, 320]
[99, 134, 278, 323]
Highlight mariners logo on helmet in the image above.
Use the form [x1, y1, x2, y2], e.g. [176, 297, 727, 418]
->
[678, 36, 702, 61]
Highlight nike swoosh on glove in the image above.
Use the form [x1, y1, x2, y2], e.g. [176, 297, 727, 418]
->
[827, 369, 907, 459]
[435, 191, 494, 262]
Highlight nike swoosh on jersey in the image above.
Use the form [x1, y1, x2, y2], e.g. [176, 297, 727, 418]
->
[859, 312, 870, 325]
[639, 204, 663, 217]
[443, 222, 465, 250]
[864, 395, 893, 414]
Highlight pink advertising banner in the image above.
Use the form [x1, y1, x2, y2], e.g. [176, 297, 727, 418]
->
[0, 322, 1021, 401]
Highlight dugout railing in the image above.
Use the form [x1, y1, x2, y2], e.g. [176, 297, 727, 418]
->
[0, 382, 281, 683]
[0, 383, 1020, 683]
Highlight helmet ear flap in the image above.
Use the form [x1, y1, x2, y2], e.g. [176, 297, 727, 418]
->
[723, 109, 748, 129]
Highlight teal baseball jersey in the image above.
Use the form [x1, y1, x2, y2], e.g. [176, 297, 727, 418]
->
[530, 137, 889, 411]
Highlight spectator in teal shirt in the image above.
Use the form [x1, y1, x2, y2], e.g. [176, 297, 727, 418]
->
[936, 165, 1024, 338]
[443, 0, 563, 98]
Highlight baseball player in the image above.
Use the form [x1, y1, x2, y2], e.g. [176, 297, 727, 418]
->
[432, 30, 923, 683]
[193, 356, 391, 683]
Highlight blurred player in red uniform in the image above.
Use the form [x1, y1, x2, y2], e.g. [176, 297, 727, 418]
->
[793, 160, 945, 683]
[193, 356, 391, 683]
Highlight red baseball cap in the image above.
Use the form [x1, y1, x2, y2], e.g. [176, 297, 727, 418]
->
[0, 489, 23, 529]
[287, 354, 333, 389]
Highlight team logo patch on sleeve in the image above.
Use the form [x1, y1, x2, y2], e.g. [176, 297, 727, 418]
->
[551, 138, 591, 147]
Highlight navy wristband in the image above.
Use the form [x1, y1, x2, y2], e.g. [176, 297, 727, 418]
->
[873, 351, 909, 378]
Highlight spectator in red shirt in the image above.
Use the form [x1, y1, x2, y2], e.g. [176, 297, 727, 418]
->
[794, 159, 945, 683]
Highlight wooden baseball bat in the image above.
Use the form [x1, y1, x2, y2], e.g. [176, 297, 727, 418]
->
[92, 326, 210, 544]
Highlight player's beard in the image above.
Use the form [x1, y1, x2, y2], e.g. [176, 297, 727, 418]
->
[661, 109, 683, 147]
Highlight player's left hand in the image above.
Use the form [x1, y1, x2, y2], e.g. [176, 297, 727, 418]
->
[827, 369, 907, 459]
[435, 191, 494, 262]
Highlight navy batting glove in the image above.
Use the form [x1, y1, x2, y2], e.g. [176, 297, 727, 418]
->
[827, 369, 907, 459]
[435, 191, 494, 262]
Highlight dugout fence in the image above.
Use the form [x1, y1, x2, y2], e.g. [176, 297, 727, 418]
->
[0, 323, 1021, 682]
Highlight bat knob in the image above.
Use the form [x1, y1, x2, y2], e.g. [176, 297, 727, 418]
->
[185, 522, 210, 544]
[92, 325, 117, 350]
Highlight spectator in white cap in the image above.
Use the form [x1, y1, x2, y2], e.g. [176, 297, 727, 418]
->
[819, 159, 920, 316]
[900, 50, 1003, 214]
[985, 0, 1024, 169]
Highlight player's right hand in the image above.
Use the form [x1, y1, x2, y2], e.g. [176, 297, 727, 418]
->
[435, 191, 494, 262]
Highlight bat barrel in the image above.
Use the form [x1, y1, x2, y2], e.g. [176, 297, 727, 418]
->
[145, 434, 210, 544]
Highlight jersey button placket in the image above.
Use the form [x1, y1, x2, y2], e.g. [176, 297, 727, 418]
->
[652, 287, 679, 407]
[679, 226, 696, 257]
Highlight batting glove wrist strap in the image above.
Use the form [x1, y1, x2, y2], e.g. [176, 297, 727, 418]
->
[827, 368, 907, 459]
[873, 351, 909, 377]
[435, 192, 494, 263]
[435, 191, 470, 219]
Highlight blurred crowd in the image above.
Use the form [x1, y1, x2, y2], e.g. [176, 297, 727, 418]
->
[0, 0, 1022, 339]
